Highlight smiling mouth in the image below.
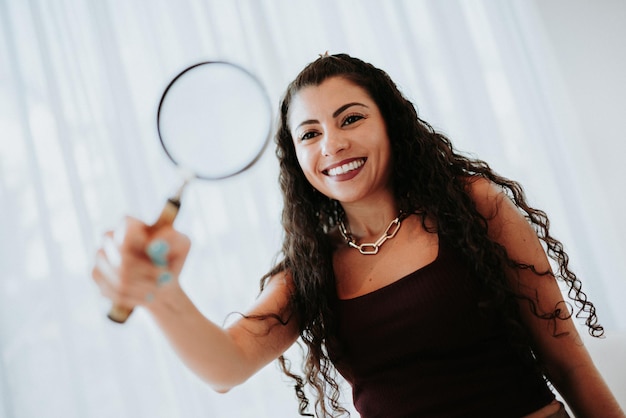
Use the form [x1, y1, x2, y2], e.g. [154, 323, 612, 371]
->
[324, 158, 366, 176]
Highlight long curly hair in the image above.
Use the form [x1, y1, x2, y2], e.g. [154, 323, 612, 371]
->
[260, 53, 603, 417]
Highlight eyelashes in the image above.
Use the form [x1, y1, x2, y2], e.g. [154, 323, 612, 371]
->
[298, 113, 367, 141]
[342, 113, 365, 126]
[300, 131, 320, 141]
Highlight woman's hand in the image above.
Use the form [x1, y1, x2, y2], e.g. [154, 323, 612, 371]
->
[92, 216, 191, 315]
[91, 217, 298, 392]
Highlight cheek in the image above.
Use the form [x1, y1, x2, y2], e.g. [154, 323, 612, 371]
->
[295, 147, 312, 172]
[295, 150, 320, 186]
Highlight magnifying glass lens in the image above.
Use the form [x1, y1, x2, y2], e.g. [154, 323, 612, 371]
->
[158, 62, 272, 179]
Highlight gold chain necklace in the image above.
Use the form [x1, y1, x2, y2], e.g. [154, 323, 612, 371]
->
[338, 213, 406, 255]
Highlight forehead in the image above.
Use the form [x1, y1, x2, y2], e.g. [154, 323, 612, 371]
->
[288, 77, 373, 128]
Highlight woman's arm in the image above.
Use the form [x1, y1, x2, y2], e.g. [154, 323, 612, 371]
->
[468, 177, 625, 418]
[92, 217, 299, 393]
[146, 271, 299, 393]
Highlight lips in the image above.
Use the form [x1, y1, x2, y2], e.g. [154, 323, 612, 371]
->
[323, 158, 366, 177]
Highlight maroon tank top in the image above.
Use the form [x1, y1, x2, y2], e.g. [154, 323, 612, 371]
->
[328, 238, 555, 417]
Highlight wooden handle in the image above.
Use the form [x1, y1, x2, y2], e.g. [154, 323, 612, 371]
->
[107, 197, 182, 324]
[107, 304, 134, 324]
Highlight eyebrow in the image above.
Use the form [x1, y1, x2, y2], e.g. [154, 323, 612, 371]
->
[295, 102, 369, 131]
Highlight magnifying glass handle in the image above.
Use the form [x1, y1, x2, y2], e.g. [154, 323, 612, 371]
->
[107, 181, 188, 324]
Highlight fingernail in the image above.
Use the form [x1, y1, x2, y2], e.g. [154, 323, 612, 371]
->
[157, 271, 173, 286]
[145, 292, 155, 303]
[146, 239, 169, 267]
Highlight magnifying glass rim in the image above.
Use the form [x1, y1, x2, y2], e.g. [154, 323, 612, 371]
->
[156, 60, 273, 180]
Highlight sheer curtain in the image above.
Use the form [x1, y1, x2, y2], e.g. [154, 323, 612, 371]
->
[0, 1, 624, 417]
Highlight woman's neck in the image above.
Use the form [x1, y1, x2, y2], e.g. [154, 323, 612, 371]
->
[340, 199, 400, 241]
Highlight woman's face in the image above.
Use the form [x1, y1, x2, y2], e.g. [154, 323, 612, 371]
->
[288, 76, 393, 205]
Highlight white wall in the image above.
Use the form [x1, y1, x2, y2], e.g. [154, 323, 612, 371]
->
[532, 0, 626, 272]
[532, 0, 626, 407]
[527, 0, 626, 328]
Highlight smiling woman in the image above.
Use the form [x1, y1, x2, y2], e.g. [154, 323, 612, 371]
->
[289, 77, 393, 207]
[91, 53, 624, 418]
[265, 54, 623, 417]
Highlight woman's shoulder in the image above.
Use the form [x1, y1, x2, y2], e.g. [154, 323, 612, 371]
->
[462, 175, 500, 194]
[463, 175, 508, 217]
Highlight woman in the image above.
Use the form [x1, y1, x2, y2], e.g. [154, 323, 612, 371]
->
[92, 53, 624, 417]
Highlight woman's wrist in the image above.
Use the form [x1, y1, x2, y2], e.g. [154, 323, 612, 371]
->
[144, 280, 191, 319]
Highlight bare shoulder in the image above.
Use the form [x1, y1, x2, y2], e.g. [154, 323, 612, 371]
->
[465, 176, 524, 230]
[464, 176, 546, 266]
[464, 176, 509, 219]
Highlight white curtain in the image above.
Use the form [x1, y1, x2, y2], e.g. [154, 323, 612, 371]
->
[0, 1, 624, 417]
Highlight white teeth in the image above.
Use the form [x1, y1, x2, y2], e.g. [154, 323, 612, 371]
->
[327, 159, 365, 176]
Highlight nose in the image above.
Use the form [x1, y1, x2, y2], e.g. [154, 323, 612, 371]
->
[321, 128, 348, 156]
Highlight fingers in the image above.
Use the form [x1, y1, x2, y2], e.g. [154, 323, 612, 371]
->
[92, 247, 162, 308]
[92, 250, 117, 299]
[102, 232, 121, 268]
[91, 216, 191, 314]
[146, 239, 170, 267]
[118, 216, 151, 254]
[145, 231, 191, 278]
[115, 216, 190, 271]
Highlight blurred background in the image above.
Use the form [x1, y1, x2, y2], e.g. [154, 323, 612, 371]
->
[0, 0, 624, 416]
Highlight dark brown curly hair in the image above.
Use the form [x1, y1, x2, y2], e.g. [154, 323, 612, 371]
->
[259, 53, 603, 417]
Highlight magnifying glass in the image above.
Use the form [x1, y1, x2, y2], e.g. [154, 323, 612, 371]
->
[107, 61, 273, 323]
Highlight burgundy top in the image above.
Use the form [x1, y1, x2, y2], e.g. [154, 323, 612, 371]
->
[328, 238, 554, 418]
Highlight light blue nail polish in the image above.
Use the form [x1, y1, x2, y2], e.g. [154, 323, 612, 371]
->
[157, 271, 173, 286]
[147, 239, 169, 267]
[145, 293, 155, 303]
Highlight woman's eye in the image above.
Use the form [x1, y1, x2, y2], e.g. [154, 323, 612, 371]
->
[342, 114, 364, 126]
[300, 131, 319, 141]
